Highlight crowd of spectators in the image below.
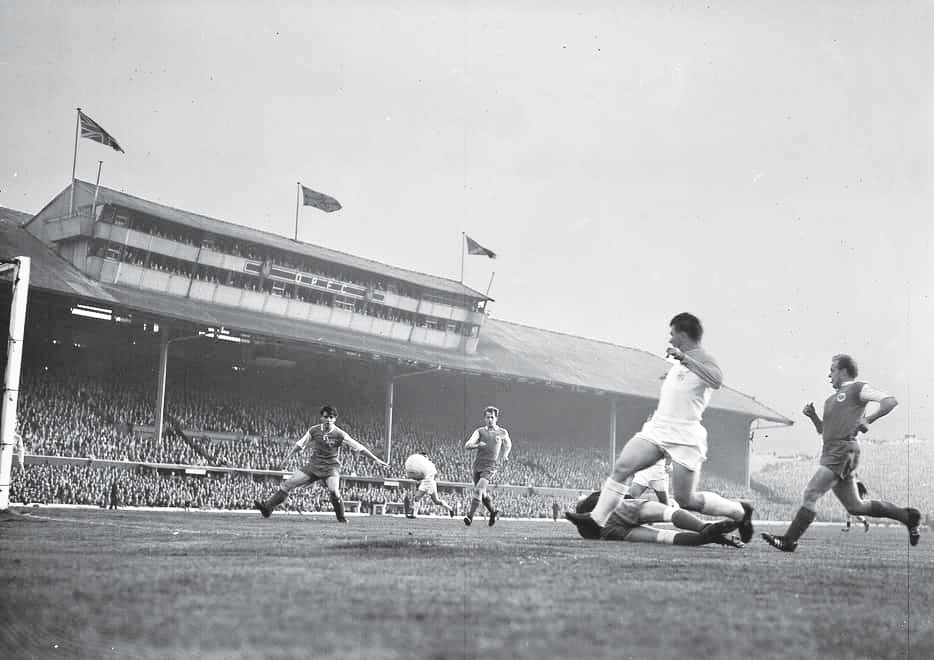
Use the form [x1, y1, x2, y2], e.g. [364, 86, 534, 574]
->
[11, 365, 931, 522]
[9, 463, 583, 519]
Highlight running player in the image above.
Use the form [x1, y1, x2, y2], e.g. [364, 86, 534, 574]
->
[253, 405, 388, 522]
[404, 452, 455, 518]
[463, 405, 511, 527]
[762, 354, 921, 551]
[572, 491, 743, 547]
[566, 313, 754, 541]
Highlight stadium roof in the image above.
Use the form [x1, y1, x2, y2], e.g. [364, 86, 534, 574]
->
[0, 212, 119, 301]
[2, 206, 791, 424]
[28, 181, 490, 300]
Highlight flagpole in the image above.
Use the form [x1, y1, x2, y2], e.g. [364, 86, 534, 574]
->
[91, 160, 103, 220]
[484, 271, 496, 298]
[460, 232, 465, 283]
[295, 182, 301, 242]
[70, 108, 81, 216]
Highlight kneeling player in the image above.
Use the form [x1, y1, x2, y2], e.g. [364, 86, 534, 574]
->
[572, 491, 743, 547]
[404, 453, 455, 518]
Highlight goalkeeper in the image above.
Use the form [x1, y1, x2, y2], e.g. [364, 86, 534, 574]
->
[571, 491, 744, 547]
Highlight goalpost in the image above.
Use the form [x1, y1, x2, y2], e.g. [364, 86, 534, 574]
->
[0, 256, 30, 511]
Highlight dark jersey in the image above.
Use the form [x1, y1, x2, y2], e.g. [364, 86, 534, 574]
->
[822, 382, 868, 447]
[296, 424, 361, 475]
[473, 426, 510, 472]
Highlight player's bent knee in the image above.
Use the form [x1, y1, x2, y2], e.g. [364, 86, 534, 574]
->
[679, 493, 704, 511]
[844, 501, 871, 516]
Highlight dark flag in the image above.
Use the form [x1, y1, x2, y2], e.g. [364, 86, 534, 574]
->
[78, 110, 125, 153]
[301, 185, 342, 213]
[465, 234, 496, 259]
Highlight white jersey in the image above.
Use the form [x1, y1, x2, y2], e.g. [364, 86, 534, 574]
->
[404, 453, 437, 480]
[654, 361, 714, 423]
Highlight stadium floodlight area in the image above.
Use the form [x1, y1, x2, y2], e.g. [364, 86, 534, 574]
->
[0, 256, 29, 512]
[69, 303, 113, 321]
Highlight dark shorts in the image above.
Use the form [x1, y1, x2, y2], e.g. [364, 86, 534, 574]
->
[820, 440, 860, 481]
[473, 468, 497, 485]
[301, 465, 340, 480]
[599, 500, 648, 541]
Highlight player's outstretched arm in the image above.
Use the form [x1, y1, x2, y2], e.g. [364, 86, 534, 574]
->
[279, 431, 308, 469]
[343, 434, 389, 467]
[358, 446, 389, 467]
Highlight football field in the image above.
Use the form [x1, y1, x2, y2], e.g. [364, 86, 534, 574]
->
[0, 509, 929, 660]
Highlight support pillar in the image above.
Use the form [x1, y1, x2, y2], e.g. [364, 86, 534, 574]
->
[154, 329, 170, 445]
[384, 375, 394, 465]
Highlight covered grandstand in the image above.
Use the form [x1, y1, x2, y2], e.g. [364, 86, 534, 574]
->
[2, 185, 791, 493]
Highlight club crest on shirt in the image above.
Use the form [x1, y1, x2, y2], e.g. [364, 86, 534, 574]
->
[835, 392, 847, 402]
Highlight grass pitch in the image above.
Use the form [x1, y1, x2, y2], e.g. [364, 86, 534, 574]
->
[0, 509, 929, 660]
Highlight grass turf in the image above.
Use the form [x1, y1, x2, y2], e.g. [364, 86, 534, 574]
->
[0, 509, 929, 660]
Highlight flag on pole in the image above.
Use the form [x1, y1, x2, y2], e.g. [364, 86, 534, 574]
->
[301, 185, 342, 213]
[465, 234, 496, 259]
[78, 110, 125, 153]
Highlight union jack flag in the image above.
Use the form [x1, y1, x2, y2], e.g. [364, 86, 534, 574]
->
[79, 110, 125, 153]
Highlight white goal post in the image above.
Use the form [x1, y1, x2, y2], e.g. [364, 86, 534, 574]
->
[0, 256, 30, 511]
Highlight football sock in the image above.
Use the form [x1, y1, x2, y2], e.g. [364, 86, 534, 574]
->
[785, 507, 816, 542]
[266, 490, 288, 509]
[693, 491, 744, 520]
[467, 498, 481, 519]
[590, 478, 629, 527]
[482, 495, 494, 513]
[329, 493, 345, 520]
[657, 529, 690, 545]
[412, 501, 420, 516]
[867, 500, 909, 524]
[672, 531, 707, 546]
[671, 509, 707, 533]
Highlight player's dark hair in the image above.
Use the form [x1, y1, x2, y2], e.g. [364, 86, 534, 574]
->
[319, 405, 338, 418]
[484, 406, 500, 416]
[669, 313, 703, 341]
[856, 481, 868, 499]
[832, 354, 858, 378]
[575, 491, 600, 514]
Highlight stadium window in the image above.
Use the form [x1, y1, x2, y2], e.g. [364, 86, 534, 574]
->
[269, 267, 294, 280]
[334, 296, 355, 311]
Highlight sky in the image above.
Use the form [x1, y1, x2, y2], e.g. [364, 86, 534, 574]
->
[1, 1, 932, 455]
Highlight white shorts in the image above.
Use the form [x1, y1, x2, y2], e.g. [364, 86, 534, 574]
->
[415, 475, 438, 495]
[635, 417, 707, 472]
[632, 459, 668, 490]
